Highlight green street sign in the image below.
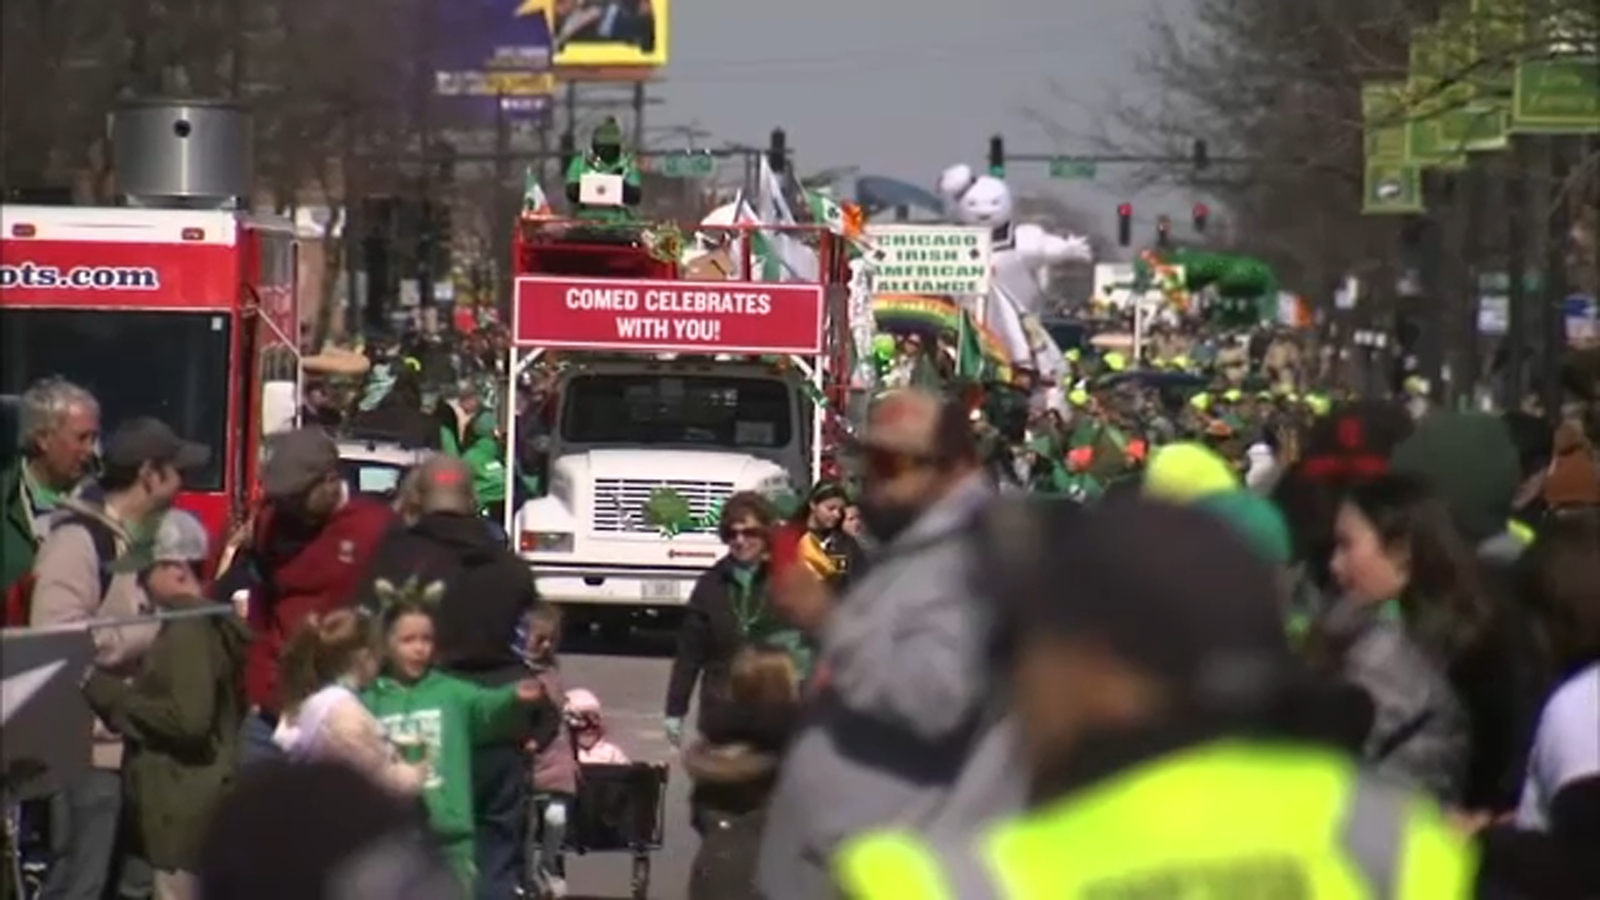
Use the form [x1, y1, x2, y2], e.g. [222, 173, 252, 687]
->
[1477, 270, 1544, 293]
[1048, 158, 1098, 180]
[656, 153, 718, 178]
[1511, 57, 1600, 134]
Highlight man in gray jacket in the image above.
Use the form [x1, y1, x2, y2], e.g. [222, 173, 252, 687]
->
[758, 389, 1018, 900]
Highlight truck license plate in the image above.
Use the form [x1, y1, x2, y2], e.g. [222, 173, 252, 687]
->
[641, 580, 681, 601]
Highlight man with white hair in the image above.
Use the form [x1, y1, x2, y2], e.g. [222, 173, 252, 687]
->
[2, 376, 100, 604]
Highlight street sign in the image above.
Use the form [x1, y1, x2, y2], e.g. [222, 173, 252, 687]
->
[656, 153, 717, 178]
[1477, 270, 1544, 293]
[864, 225, 992, 296]
[1049, 158, 1098, 180]
[1511, 57, 1600, 134]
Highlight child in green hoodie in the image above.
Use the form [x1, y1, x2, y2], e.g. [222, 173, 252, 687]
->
[362, 597, 545, 889]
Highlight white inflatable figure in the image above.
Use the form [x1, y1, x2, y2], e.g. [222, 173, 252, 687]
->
[937, 164, 1084, 414]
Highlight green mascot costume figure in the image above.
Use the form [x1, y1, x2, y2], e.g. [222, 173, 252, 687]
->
[565, 117, 642, 223]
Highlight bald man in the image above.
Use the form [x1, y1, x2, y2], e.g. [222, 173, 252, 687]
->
[354, 453, 554, 900]
[758, 388, 1022, 899]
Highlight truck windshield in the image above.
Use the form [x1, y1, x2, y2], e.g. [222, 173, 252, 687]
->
[0, 309, 231, 491]
[560, 374, 793, 449]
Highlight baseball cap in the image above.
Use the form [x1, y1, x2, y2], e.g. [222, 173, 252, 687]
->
[103, 417, 210, 472]
[115, 509, 211, 573]
[977, 496, 1299, 713]
[261, 428, 340, 499]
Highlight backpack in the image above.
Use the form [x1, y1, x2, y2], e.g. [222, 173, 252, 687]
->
[2, 514, 119, 628]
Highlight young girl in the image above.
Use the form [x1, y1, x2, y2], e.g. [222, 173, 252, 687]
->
[685, 645, 802, 899]
[274, 608, 428, 797]
[519, 605, 577, 899]
[361, 596, 544, 890]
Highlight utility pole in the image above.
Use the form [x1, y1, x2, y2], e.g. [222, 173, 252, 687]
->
[1542, 136, 1573, 421]
[1461, 166, 1486, 408]
[1504, 143, 1529, 410]
[413, 0, 440, 311]
[492, 96, 513, 320]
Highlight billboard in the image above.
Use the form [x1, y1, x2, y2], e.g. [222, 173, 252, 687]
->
[433, 0, 557, 121]
[543, 0, 669, 69]
[514, 276, 823, 354]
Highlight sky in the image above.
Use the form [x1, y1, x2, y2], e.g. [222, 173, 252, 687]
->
[652, 0, 1189, 240]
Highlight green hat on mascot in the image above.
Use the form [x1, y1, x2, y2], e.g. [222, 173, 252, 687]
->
[593, 117, 623, 148]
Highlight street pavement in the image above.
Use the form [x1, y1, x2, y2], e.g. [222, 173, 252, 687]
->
[559, 619, 694, 900]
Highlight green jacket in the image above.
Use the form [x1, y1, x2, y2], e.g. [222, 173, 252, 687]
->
[0, 459, 36, 596]
[439, 425, 507, 508]
[82, 597, 251, 869]
[361, 672, 523, 855]
[565, 153, 641, 223]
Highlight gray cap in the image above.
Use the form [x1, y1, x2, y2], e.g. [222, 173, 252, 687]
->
[261, 428, 340, 498]
[116, 509, 210, 572]
[104, 417, 210, 472]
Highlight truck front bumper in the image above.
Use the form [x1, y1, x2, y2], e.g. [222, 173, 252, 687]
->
[522, 560, 706, 606]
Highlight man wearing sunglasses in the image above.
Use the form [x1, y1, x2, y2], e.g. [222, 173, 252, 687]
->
[759, 388, 1015, 900]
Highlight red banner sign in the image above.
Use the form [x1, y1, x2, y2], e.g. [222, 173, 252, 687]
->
[514, 276, 825, 354]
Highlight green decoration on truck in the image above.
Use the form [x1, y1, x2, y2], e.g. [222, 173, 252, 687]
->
[643, 488, 695, 536]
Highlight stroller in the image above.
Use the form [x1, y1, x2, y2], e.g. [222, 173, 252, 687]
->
[525, 762, 669, 900]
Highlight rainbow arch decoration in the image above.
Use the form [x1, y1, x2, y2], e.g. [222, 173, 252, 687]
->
[872, 294, 1013, 381]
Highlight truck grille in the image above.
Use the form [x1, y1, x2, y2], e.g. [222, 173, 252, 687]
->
[591, 478, 735, 534]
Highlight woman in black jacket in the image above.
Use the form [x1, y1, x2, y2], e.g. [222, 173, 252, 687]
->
[663, 492, 784, 748]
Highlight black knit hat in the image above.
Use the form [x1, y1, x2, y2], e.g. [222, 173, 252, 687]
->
[977, 496, 1298, 713]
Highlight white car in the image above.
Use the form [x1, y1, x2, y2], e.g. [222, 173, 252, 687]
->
[335, 437, 429, 501]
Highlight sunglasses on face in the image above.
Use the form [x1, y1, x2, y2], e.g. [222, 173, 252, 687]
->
[858, 446, 933, 480]
[725, 526, 765, 542]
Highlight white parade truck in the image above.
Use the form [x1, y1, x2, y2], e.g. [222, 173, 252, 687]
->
[502, 215, 851, 620]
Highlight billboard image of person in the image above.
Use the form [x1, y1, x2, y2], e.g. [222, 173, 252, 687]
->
[546, 0, 668, 67]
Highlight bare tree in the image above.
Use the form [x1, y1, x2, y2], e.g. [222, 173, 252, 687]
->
[0, 0, 124, 196]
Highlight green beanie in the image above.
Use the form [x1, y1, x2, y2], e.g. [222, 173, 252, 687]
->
[593, 118, 622, 146]
[1195, 490, 1293, 566]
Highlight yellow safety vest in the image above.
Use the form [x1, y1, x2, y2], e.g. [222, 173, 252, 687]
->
[835, 739, 1477, 900]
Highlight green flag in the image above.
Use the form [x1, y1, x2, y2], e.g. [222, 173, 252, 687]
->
[956, 310, 988, 380]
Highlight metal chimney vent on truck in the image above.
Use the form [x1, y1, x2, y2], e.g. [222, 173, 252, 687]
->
[111, 98, 253, 210]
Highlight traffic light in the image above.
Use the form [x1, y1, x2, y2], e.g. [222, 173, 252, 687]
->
[1117, 203, 1132, 247]
[1192, 202, 1209, 233]
[1193, 139, 1209, 170]
[988, 134, 1005, 177]
[1156, 213, 1172, 248]
[769, 128, 788, 173]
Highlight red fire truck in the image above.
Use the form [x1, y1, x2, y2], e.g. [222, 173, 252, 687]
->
[0, 204, 300, 534]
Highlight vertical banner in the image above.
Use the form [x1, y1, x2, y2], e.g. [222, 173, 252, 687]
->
[1362, 82, 1425, 214]
[1406, 24, 1470, 169]
[1468, 0, 1525, 97]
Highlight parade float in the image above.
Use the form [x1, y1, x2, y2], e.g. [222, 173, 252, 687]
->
[506, 156, 854, 617]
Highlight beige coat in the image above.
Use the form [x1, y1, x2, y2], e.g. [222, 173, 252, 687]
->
[28, 497, 160, 769]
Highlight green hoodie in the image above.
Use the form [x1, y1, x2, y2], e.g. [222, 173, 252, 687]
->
[361, 671, 523, 885]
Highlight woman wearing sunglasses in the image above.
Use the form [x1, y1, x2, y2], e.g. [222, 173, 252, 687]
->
[665, 491, 806, 758]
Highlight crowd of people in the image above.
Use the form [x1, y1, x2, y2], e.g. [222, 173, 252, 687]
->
[654, 384, 1600, 898]
[0, 376, 619, 900]
[5, 320, 1600, 899]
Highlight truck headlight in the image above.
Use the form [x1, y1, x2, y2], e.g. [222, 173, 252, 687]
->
[519, 531, 574, 553]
